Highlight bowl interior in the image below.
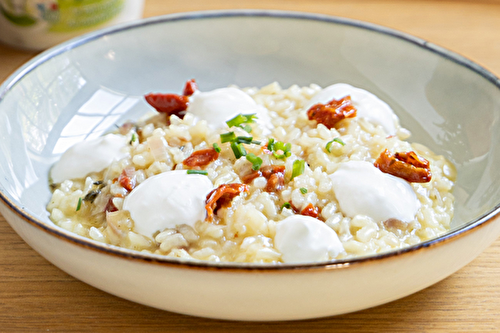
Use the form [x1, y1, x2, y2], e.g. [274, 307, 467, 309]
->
[1, 12, 499, 251]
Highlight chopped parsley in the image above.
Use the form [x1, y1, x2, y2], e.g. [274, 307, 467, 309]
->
[187, 170, 208, 175]
[300, 187, 308, 194]
[226, 113, 257, 132]
[291, 159, 305, 180]
[76, 197, 82, 211]
[246, 153, 263, 170]
[212, 143, 221, 153]
[325, 138, 345, 152]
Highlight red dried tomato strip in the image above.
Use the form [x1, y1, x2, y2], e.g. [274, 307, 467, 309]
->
[242, 165, 286, 192]
[307, 95, 357, 129]
[144, 93, 189, 118]
[205, 184, 249, 221]
[261, 165, 286, 192]
[241, 170, 261, 184]
[300, 203, 320, 218]
[105, 198, 118, 212]
[118, 167, 136, 192]
[182, 148, 219, 169]
[395, 151, 430, 169]
[183, 79, 198, 96]
[374, 149, 432, 183]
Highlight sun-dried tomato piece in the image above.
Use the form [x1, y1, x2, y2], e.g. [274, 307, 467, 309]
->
[118, 167, 136, 192]
[242, 165, 286, 192]
[307, 96, 357, 129]
[261, 165, 286, 192]
[144, 93, 189, 118]
[395, 151, 430, 169]
[105, 197, 118, 212]
[205, 184, 249, 221]
[300, 203, 320, 218]
[241, 170, 261, 184]
[182, 148, 219, 169]
[183, 79, 198, 96]
[374, 149, 432, 183]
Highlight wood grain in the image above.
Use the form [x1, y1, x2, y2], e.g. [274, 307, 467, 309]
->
[1, 0, 500, 331]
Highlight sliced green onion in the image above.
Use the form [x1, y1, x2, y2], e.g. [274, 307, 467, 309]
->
[220, 132, 236, 143]
[281, 202, 291, 210]
[129, 133, 137, 144]
[291, 159, 305, 180]
[235, 136, 261, 145]
[212, 143, 221, 153]
[187, 170, 208, 175]
[241, 124, 252, 133]
[272, 141, 292, 159]
[231, 142, 247, 159]
[267, 138, 275, 151]
[226, 113, 257, 128]
[76, 197, 82, 211]
[300, 187, 308, 194]
[246, 153, 263, 171]
[325, 138, 345, 153]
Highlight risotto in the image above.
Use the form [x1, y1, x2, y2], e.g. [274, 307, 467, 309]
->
[46, 80, 456, 264]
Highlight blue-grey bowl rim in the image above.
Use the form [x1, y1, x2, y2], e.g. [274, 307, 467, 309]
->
[1, 9, 500, 271]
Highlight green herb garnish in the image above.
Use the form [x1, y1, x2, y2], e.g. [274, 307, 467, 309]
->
[76, 197, 82, 211]
[267, 138, 275, 151]
[240, 124, 252, 133]
[213, 143, 221, 153]
[267, 138, 292, 159]
[231, 142, 247, 159]
[226, 113, 257, 132]
[281, 202, 292, 210]
[129, 133, 137, 144]
[291, 159, 305, 180]
[300, 187, 308, 194]
[246, 153, 263, 171]
[325, 138, 345, 152]
[235, 136, 261, 145]
[272, 141, 292, 159]
[187, 170, 208, 175]
[220, 132, 236, 143]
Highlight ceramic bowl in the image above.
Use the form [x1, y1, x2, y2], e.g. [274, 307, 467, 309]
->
[1, 10, 500, 321]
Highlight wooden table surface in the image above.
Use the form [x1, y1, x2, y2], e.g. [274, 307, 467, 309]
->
[1, 0, 500, 331]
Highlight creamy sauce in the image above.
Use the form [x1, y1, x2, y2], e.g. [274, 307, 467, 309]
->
[274, 215, 343, 263]
[330, 161, 420, 223]
[123, 170, 213, 238]
[50, 134, 128, 184]
[187, 87, 271, 132]
[306, 83, 398, 135]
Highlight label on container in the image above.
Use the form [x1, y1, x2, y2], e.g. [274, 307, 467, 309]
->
[0, 0, 124, 32]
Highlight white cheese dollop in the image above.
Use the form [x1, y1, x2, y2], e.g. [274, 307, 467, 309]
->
[187, 87, 271, 132]
[330, 161, 420, 223]
[123, 170, 213, 238]
[275, 215, 343, 263]
[50, 134, 128, 184]
[305, 83, 398, 135]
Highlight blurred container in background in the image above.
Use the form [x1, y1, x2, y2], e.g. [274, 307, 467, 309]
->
[0, 0, 144, 50]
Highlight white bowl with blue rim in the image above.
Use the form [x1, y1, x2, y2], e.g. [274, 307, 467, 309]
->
[1, 10, 499, 321]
